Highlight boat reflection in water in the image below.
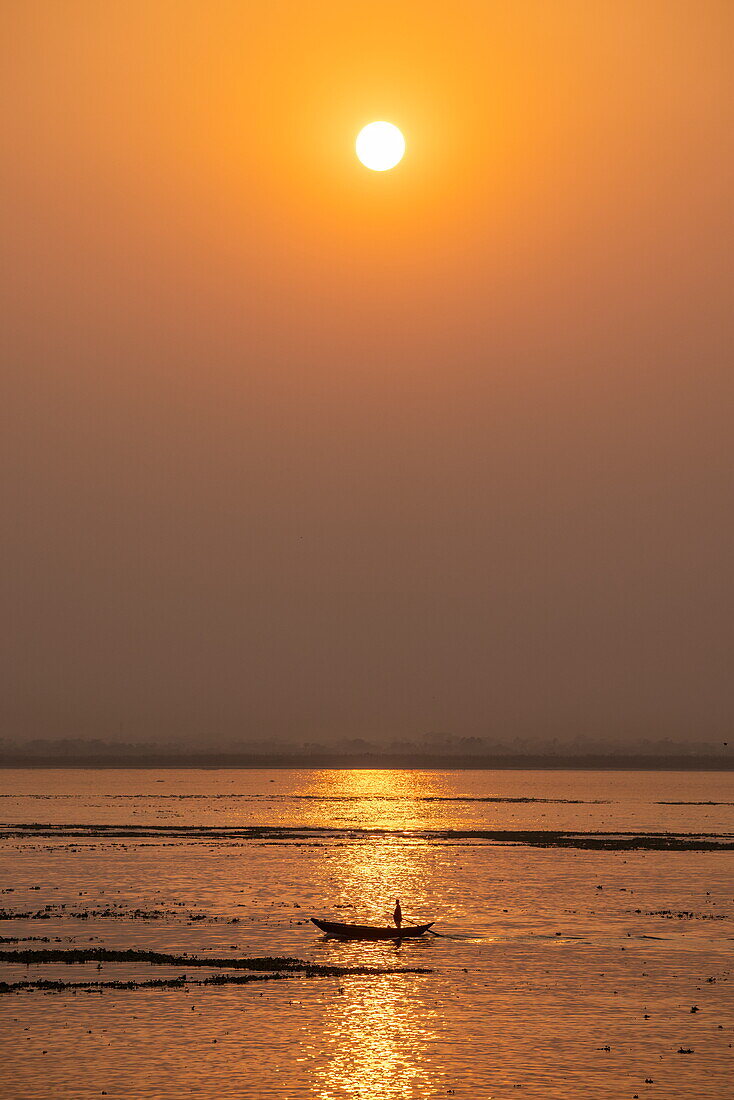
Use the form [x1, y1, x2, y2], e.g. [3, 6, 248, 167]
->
[302, 769, 448, 1099]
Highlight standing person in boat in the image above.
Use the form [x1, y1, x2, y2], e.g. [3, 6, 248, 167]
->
[393, 898, 402, 929]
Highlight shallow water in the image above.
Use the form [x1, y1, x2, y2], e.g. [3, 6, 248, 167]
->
[1, 768, 732, 1098]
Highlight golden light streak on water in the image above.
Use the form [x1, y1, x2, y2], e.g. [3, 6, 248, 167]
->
[305, 769, 445, 1097]
[313, 974, 444, 1100]
[294, 767, 448, 832]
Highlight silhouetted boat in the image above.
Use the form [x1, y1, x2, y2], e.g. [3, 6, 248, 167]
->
[310, 917, 434, 939]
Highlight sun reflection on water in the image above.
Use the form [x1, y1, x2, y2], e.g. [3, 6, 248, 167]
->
[305, 770, 447, 1098]
[311, 974, 444, 1100]
[293, 768, 449, 832]
[303, 770, 447, 921]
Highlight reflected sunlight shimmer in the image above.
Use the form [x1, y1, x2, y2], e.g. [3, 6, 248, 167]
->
[299, 769, 445, 924]
[305, 771, 443, 1098]
[294, 768, 447, 832]
[312, 975, 443, 1100]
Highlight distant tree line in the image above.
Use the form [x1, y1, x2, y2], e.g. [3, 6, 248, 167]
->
[0, 733, 730, 769]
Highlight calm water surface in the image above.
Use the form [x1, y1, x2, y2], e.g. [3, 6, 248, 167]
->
[1, 769, 732, 1099]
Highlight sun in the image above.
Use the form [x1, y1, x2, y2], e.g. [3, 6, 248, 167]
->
[355, 122, 405, 172]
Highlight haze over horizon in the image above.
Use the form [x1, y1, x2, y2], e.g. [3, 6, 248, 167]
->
[2, 2, 733, 749]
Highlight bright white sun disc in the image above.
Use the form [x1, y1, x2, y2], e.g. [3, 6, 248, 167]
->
[356, 121, 405, 171]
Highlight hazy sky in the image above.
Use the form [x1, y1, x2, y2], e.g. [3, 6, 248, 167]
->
[2, 2, 733, 745]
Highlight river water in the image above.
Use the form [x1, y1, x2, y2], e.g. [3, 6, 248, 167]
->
[1, 768, 732, 1098]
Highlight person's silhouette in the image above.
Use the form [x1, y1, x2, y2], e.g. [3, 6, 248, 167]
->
[393, 898, 402, 929]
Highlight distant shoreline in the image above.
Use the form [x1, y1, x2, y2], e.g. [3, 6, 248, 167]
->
[1, 755, 732, 770]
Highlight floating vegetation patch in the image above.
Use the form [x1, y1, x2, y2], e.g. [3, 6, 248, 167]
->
[0, 946, 432, 976]
[656, 801, 734, 806]
[0, 947, 432, 994]
[0, 793, 605, 803]
[636, 910, 731, 921]
[0, 906, 278, 923]
[0, 935, 51, 943]
[2, 824, 732, 850]
[0, 974, 282, 993]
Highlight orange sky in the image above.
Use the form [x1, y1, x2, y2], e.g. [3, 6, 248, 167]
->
[2, 2, 733, 744]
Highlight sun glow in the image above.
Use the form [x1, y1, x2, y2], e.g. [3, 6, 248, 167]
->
[355, 122, 405, 171]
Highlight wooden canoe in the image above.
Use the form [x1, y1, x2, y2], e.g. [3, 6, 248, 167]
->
[311, 917, 434, 939]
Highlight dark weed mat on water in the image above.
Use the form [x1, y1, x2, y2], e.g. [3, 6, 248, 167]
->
[0, 948, 432, 994]
[2, 824, 733, 849]
[0, 908, 213, 921]
[0, 969, 434, 992]
[0, 970, 431, 993]
[0, 794, 606, 803]
[0, 974, 282, 993]
[0, 947, 431, 974]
